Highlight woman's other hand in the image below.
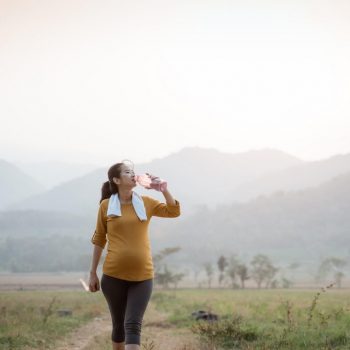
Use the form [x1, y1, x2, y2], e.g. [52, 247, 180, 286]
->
[89, 272, 100, 292]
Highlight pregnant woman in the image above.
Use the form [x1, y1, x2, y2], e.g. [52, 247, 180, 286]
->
[88, 161, 180, 350]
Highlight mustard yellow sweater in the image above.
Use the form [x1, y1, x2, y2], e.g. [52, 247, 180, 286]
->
[91, 195, 180, 281]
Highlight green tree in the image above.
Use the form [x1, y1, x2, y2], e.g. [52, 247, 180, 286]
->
[236, 263, 249, 289]
[155, 265, 185, 290]
[217, 255, 228, 287]
[152, 246, 182, 289]
[155, 265, 173, 289]
[153, 246, 181, 273]
[204, 262, 214, 288]
[250, 254, 278, 289]
[226, 255, 240, 289]
[172, 272, 186, 290]
[316, 257, 347, 288]
[281, 277, 293, 289]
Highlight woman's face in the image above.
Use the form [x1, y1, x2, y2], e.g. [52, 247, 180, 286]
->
[113, 164, 136, 188]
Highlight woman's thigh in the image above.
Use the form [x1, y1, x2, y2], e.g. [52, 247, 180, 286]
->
[125, 278, 153, 322]
[101, 274, 128, 323]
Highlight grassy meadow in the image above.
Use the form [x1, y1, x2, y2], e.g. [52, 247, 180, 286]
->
[0, 290, 107, 349]
[1, 286, 350, 349]
[151, 287, 350, 349]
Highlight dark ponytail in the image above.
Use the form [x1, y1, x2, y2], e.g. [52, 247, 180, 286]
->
[100, 162, 124, 203]
[100, 181, 115, 203]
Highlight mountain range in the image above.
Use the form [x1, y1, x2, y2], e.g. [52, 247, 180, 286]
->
[2, 147, 350, 217]
[16, 161, 98, 189]
[0, 160, 45, 209]
[1, 147, 350, 273]
[2, 147, 304, 214]
[154, 170, 350, 268]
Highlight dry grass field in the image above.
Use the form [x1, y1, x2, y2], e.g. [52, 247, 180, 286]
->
[1, 284, 350, 349]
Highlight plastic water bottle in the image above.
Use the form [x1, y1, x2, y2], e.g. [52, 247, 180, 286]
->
[135, 174, 167, 192]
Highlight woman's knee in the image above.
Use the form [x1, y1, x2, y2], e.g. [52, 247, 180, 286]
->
[112, 322, 125, 343]
[124, 319, 142, 345]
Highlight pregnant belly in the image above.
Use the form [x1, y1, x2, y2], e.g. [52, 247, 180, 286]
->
[104, 247, 153, 277]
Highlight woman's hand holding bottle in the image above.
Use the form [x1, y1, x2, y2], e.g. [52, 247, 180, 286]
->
[135, 173, 167, 192]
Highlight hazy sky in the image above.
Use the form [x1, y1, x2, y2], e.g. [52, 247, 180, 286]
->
[1, 0, 350, 166]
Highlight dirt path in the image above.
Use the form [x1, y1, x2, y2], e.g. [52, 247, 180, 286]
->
[54, 302, 200, 350]
[141, 303, 200, 350]
[55, 314, 111, 350]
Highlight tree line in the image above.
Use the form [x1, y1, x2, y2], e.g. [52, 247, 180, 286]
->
[153, 247, 348, 290]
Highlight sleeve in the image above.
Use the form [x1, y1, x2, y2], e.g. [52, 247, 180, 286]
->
[146, 196, 181, 218]
[91, 201, 107, 248]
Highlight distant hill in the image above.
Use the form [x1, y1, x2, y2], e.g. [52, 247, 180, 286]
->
[0, 159, 45, 209]
[0, 210, 92, 237]
[7, 167, 108, 216]
[228, 153, 350, 202]
[1, 165, 350, 273]
[16, 161, 99, 189]
[7, 147, 303, 215]
[135, 147, 303, 208]
[157, 171, 350, 266]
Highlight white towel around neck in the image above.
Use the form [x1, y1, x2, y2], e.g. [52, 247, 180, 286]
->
[107, 191, 147, 221]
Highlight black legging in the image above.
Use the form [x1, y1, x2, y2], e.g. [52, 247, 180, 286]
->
[101, 273, 153, 345]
